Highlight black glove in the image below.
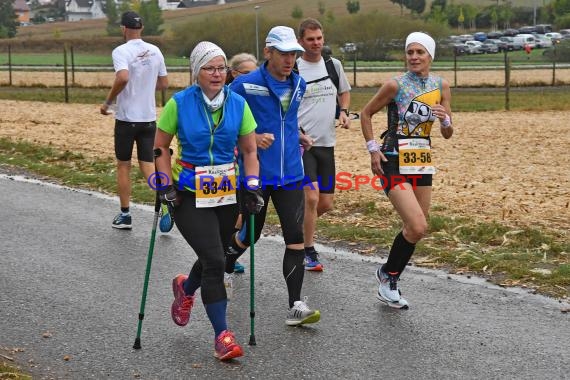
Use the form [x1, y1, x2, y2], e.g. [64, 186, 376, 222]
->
[243, 187, 264, 215]
[159, 184, 178, 214]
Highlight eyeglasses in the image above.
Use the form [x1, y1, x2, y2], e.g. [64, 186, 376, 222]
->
[201, 66, 228, 75]
[235, 69, 252, 75]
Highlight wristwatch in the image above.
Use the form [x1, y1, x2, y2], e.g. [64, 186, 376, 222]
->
[341, 108, 349, 115]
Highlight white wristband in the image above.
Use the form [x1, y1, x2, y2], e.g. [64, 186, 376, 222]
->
[247, 178, 259, 188]
[441, 114, 452, 128]
[366, 140, 380, 153]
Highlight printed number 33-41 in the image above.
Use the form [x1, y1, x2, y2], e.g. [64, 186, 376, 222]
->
[202, 181, 233, 195]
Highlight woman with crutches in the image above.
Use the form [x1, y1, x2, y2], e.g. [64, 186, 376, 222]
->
[154, 42, 263, 361]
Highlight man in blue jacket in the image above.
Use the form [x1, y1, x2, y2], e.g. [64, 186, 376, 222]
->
[227, 26, 320, 327]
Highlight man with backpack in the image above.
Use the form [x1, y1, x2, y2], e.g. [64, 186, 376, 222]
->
[296, 18, 352, 271]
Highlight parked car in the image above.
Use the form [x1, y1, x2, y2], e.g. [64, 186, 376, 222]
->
[473, 32, 487, 42]
[480, 40, 499, 53]
[535, 36, 553, 48]
[458, 34, 474, 42]
[486, 39, 507, 52]
[487, 31, 504, 39]
[340, 42, 357, 53]
[519, 26, 536, 34]
[535, 24, 553, 34]
[464, 40, 483, 54]
[503, 28, 519, 37]
[513, 34, 537, 49]
[559, 29, 570, 37]
[451, 43, 467, 55]
[499, 36, 522, 51]
[545, 32, 562, 42]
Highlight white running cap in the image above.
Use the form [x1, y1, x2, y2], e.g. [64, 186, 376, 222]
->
[405, 32, 436, 60]
[265, 26, 305, 52]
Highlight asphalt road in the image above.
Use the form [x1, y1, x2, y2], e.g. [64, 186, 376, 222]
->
[1, 174, 569, 379]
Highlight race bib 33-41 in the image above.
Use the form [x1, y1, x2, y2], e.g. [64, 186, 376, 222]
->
[195, 163, 237, 208]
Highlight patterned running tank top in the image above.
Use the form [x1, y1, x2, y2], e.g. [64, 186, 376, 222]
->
[381, 71, 442, 154]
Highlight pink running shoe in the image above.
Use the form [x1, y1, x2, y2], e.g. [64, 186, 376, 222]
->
[214, 330, 244, 361]
[171, 274, 195, 326]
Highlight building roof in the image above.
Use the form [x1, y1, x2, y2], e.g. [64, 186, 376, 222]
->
[74, 0, 95, 7]
[14, 0, 30, 11]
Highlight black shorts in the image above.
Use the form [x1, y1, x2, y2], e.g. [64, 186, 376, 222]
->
[380, 155, 432, 195]
[302, 146, 335, 194]
[114, 120, 156, 162]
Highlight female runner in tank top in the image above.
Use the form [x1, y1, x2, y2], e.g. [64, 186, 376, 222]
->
[360, 32, 454, 309]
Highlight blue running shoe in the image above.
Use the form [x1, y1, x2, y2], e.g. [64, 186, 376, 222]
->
[234, 261, 245, 273]
[159, 204, 174, 233]
[112, 213, 132, 230]
[304, 255, 323, 271]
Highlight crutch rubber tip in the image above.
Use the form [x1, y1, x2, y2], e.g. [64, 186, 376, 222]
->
[133, 338, 142, 350]
[248, 335, 256, 346]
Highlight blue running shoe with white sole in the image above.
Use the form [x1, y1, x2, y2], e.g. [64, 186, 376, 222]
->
[159, 204, 174, 233]
[234, 261, 245, 273]
[112, 213, 132, 230]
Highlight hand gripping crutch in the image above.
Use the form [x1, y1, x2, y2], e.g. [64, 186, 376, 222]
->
[133, 148, 170, 349]
[248, 213, 256, 346]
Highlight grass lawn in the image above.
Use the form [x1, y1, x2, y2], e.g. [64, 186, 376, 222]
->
[2, 86, 570, 112]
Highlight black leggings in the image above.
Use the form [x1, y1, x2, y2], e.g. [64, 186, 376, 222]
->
[237, 183, 304, 246]
[235, 183, 305, 307]
[173, 191, 238, 304]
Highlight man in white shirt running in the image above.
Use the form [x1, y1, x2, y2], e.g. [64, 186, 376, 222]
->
[297, 18, 351, 271]
[100, 11, 170, 231]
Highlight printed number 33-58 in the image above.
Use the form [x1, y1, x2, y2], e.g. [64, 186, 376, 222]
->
[402, 152, 431, 164]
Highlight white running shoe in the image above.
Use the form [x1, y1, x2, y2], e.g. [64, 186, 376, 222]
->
[224, 273, 234, 301]
[286, 296, 321, 326]
[375, 266, 409, 309]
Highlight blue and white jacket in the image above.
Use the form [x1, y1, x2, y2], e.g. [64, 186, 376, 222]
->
[230, 62, 306, 186]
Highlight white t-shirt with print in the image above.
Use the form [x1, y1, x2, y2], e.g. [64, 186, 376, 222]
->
[112, 39, 167, 122]
[296, 57, 351, 147]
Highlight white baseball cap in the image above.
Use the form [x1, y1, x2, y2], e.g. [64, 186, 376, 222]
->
[265, 26, 305, 52]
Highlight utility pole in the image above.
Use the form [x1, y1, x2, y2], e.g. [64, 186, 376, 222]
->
[254, 5, 260, 60]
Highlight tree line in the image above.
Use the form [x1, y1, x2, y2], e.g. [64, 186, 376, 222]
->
[418, 0, 570, 31]
[2, 0, 570, 41]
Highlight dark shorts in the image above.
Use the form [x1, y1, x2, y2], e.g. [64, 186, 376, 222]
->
[302, 146, 335, 194]
[114, 120, 156, 162]
[380, 155, 432, 195]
